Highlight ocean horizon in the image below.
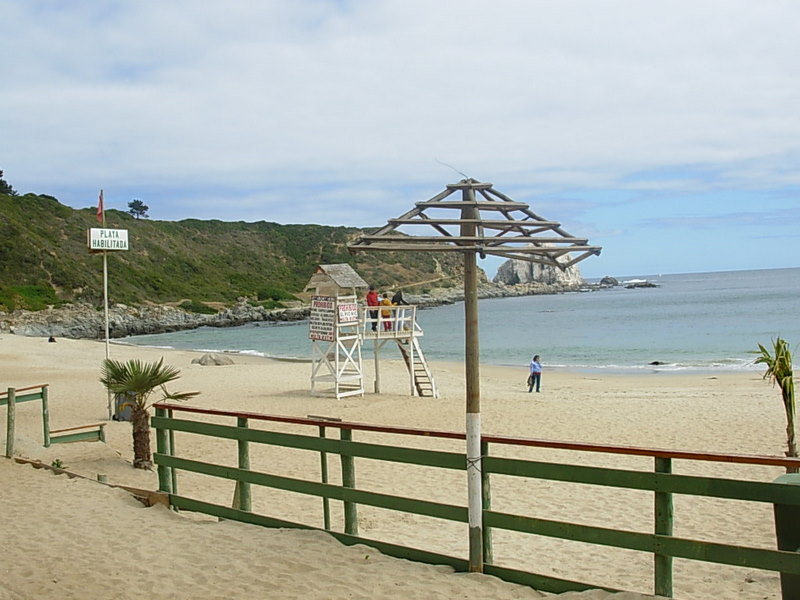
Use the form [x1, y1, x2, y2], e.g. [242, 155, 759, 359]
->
[124, 266, 800, 374]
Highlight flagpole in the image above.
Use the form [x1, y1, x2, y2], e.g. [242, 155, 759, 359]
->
[98, 189, 112, 420]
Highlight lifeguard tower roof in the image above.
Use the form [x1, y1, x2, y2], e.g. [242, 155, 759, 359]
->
[303, 263, 369, 296]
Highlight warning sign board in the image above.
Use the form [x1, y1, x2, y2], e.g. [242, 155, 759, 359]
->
[337, 302, 358, 324]
[309, 296, 335, 341]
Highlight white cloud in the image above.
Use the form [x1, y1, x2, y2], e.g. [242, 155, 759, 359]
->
[2, 0, 800, 274]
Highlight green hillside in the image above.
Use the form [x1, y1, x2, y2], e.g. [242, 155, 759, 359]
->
[0, 192, 462, 311]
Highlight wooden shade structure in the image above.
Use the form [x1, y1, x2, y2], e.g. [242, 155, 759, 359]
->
[350, 178, 601, 266]
[348, 178, 601, 573]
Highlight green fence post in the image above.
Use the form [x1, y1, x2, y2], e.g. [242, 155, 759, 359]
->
[5, 388, 15, 458]
[340, 427, 358, 536]
[774, 473, 800, 600]
[41, 385, 51, 447]
[654, 456, 673, 598]
[236, 417, 251, 512]
[154, 406, 172, 495]
[167, 409, 177, 496]
[319, 425, 331, 530]
[481, 440, 493, 564]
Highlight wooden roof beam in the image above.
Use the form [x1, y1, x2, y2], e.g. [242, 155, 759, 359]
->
[446, 181, 493, 191]
[388, 218, 562, 227]
[356, 234, 589, 244]
[416, 200, 529, 210]
[350, 242, 602, 254]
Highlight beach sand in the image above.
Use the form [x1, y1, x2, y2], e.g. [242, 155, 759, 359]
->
[1, 334, 791, 599]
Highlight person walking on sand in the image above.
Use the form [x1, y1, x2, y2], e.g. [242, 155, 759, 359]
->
[528, 354, 542, 393]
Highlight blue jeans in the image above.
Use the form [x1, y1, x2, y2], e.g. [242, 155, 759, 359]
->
[528, 373, 541, 392]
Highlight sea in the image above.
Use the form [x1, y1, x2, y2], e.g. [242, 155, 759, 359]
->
[123, 267, 800, 374]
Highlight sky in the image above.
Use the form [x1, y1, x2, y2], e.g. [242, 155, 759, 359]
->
[2, 0, 800, 279]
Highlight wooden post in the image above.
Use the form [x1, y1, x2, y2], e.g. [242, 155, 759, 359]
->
[481, 440, 493, 565]
[154, 406, 172, 495]
[654, 456, 673, 598]
[462, 187, 484, 573]
[373, 339, 381, 393]
[773, 473, 800, 599]
[167, 408, 177, 496]
[340, 428, 358, 536]
[41, 385, 51, 447]
[5, 388, 15, 458]
[319, 425, 331, 530]
[236, 417, 251, 512]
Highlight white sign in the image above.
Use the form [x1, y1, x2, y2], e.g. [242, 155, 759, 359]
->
[337, 302, 359, 324]
[309, 296, 335, 341]
[88, 228, 129, 251]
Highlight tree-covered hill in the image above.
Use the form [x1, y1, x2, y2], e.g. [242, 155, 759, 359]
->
[0, 192, 463, 311]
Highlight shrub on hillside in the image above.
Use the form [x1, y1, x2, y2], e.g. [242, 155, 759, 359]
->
[178, 300, 218, 314]
[0, 285, 62, 311]
[256, 286, 297, 302]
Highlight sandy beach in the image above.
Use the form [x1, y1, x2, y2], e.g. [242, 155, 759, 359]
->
[1, 334, 792, 599]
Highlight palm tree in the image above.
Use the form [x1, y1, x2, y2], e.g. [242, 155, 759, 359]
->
[100, 358, 198, 469]
[754, 338, 797, 473]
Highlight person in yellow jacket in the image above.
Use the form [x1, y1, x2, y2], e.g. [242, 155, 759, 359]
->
[380, 293, 394, 331]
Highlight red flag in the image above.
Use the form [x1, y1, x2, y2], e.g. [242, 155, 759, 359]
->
[96, 189, 104, 224]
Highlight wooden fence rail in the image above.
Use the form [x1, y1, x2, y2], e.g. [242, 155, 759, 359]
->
[152, 402, 800, 598]
[1, 385, 106, 449]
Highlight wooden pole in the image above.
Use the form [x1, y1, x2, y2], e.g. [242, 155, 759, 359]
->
[5, 387, 15, 458]
[155, 406, 172, 495]
[481, 440, 493, 565]
[462, 187, 484, 572]
[42, 385, 51, 447]
[773, 472, 800, 599]
[236, 416, 251, 511]
[340, 428, 358, 536]
[654, 456, 674, 597]
[373, 340, 381, 393]
[319, 425, 331, 530]
[168, 408, 177, 496]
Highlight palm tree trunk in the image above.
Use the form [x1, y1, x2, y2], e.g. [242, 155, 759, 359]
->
[131, 405, 152, 469]
[784, 387, 798, 473]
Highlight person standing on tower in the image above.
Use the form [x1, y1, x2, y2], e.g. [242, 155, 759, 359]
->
[366, 286, 379, 332]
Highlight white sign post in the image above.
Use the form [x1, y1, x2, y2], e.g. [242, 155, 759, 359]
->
[87, 226, 129, 419]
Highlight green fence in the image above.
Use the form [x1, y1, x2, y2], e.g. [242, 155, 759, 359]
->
[2, 385, 106, 455]
[152, 403, 800, 597]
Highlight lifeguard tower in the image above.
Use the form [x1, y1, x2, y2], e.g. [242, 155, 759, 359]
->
[304, 264, 367, 399]
[303, 264, 437, 399]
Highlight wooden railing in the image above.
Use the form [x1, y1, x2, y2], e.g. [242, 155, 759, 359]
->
[152, 403, 800, 598]
[360, 304, 421, 337]
[2, 385, 106, 455]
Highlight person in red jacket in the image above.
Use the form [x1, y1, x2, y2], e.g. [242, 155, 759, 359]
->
[366, 286, 379, 332]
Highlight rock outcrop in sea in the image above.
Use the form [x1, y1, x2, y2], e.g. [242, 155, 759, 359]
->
[492, 257, 584, 287]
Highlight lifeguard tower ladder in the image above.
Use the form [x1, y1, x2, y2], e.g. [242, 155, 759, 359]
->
[363, 303, 438, 398]
[305, 265, 367, 399]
